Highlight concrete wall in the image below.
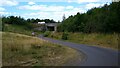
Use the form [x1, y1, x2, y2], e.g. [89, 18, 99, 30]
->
[46, 23, 58, 31]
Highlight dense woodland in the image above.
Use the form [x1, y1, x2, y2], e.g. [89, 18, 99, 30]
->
[1, 2, 120, 33]
[58, 2, 120, 33]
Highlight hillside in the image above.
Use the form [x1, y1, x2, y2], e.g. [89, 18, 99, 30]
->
[3, 24, 33, 35]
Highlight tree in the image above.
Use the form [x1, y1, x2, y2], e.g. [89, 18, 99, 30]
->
[57, 2, 120, 33]
[62, 14, 66, 22]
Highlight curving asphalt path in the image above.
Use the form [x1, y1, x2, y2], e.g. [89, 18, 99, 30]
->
[38, 35, 119, 66]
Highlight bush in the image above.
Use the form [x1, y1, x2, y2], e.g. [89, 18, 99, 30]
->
[62, 32, 69, 40]
[43, 31, 51, 37]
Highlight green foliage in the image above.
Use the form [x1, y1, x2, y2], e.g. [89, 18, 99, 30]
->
[0, 17, 2, 31]
[58, 2, 120, 33]
[62, 32, 69, 40]
[2, 16, 27, 25]
[1, 15, 58, 36]
[50, 32, 119, 50]
[2, 16, 57, 24]
[3, 24, 34, 36]
[43, 31, 51, 37]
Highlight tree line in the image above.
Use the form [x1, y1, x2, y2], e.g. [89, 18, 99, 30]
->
[2, 16, 57, 25]
[1, 16, 57, 31]
[58, 2, 120, 33]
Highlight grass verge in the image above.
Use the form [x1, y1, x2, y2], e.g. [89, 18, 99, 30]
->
[3, 24, 42, 36]
[2, 32, 82, 66]
[48, 32, 119, 50]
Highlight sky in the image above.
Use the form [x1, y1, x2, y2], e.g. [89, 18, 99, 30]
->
[0, 0, 113, 22]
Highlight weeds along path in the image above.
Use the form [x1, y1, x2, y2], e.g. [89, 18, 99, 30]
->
[38, 35, 119, 66]
[2, 32, 83, 66]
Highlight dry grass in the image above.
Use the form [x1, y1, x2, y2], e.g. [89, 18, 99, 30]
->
[2, 32, 81, 66]
[0, 32, 2, 67]
[69, 33, 119, 50]
[49, 32, 119, 50]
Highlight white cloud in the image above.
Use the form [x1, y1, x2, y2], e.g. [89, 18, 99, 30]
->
[0, 0, 18, 6]
[22, 12, 63, 21]
[68, 0, 72, 3]
[20, 6, 86, 21]
[86, 3, 104, 9]
[0, 7, 6, 11]
[14, 0, 111, 2]
[18, 5, 65, 12]
[77, 0, 100, 3]
[66, 6, 74, 9]
[23, 12, 52, 20]
[67, 0, 111, 3]
[43, 5, 65, 11]
[18, 5, 41, 10]
[28, 2, 35, 5]
[70, 0, 111, 3]
[0, 12, 9, 15]
[0, 12, 20, 16]
[18, 4, 87, 21]
[18, 4, 86, 12]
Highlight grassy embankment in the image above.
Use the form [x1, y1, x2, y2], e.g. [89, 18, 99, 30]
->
[2, 32, 82, 66]
[48, 32, 119, 50]
[3, 24, 42, 36]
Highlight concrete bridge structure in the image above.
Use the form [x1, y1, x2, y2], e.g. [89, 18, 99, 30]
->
[45, 23, 58, 31]
[35, 22, 59, 31]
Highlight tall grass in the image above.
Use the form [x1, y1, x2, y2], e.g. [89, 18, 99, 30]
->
[3, 24, 43, 36]
[0, 32, 2, 67]
[49, 32, 119, 50]
[2, 32, 80, 66]
[4, 24, 33, 36]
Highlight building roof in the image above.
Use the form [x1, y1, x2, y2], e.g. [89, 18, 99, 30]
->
[38, 22, 45, 24]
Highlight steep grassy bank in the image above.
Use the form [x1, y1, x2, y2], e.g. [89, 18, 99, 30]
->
[2, 32, 82, 66]
[48, 32, 119, 50]
[3, 24, 42, 36]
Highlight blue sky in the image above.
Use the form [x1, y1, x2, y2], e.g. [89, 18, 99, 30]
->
[0, 0, 112, 21]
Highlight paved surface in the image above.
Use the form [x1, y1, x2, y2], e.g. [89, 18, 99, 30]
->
[38, 35, 119, 66]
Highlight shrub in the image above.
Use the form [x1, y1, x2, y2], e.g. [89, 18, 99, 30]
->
[43, 31, 51, 37]
[61, 32, 69, 40]
[31, 44, 41, 49]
